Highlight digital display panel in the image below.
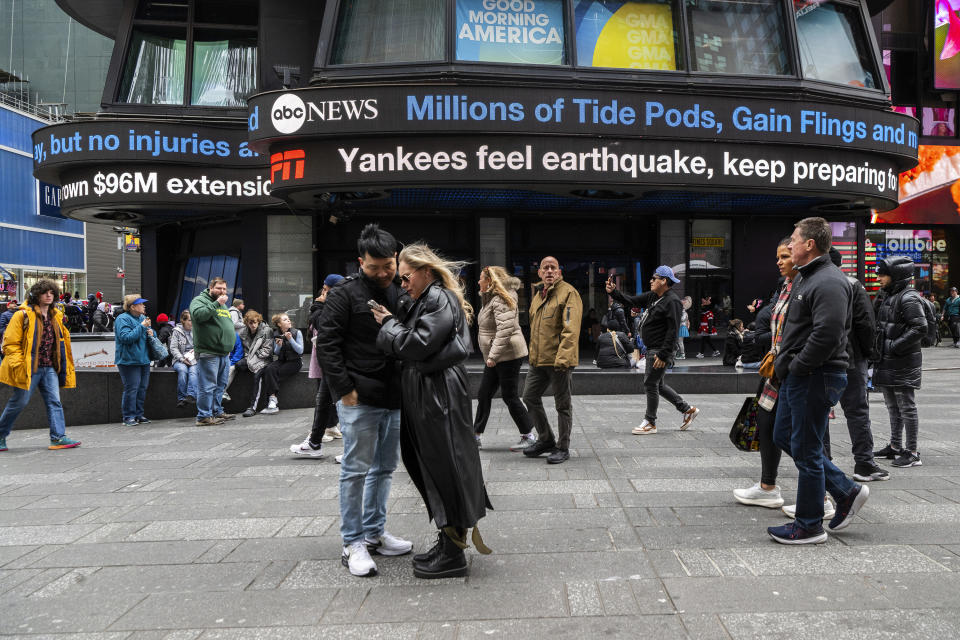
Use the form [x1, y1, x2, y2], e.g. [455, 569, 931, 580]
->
[934, 1, 960, 89]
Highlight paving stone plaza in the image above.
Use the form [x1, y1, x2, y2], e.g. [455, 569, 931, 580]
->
[2, 348, 960, 639]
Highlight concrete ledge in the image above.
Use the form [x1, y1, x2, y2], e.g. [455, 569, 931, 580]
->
[0, 364, 757, 429]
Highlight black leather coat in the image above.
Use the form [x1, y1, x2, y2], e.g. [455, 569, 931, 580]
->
[873, 262, 925, 389]
[377, 281, 492, 529]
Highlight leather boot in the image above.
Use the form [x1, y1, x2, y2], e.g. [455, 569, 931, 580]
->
[413, 530, 444, 564]
[413, 529, 467, 579]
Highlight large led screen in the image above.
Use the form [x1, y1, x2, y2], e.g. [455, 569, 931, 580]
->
[574, 1, 678, 70]
[457, 0, 566, 65]
[935, 0, 960, 89]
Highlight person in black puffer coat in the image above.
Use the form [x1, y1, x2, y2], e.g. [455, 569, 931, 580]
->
[595, 330, 634, 368]
[872, 256, 926, 469]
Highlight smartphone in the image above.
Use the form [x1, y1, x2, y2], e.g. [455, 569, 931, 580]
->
[366, 299, 382, 310]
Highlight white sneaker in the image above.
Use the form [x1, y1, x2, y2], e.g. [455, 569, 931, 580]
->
[509, 433, 537, 452]
[341, 541, 377, 577]
[680, 407, 699, 431]
[335, 454, 342, 464]
[260, 396, 279, 415]
[782, 499, 835, 520]
[321, 434, 334, 443]
[290, 437, 323, 458]
[365, 531, 413, 556]
[632, 420, 657, 435]
[326, 426, 343, 439]
[733, 482, 784, 508]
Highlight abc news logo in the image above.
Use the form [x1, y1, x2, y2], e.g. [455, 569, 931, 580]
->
[270, 93, 379, 134]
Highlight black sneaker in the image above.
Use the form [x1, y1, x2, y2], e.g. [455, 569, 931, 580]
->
[136, 417, 151, 424]
[852, 461, 890, 482]
[547, 448, 569, 464]
[242, 408, 256, 418]
[892, 451, 922, 468]
[828, 484, 869, 531]
[873, 444, 903, 459]
[523, 437, 556, 458]
[767, 522, 827, 545]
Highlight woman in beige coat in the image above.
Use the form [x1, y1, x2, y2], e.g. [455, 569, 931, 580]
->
[473, 266, 536, 451]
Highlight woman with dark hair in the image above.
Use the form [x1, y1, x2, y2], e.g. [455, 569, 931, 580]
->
[373, 243, 492, 579]
[114, 294, 153, 426]
[257, 313, 302, 415]
[696, 296, 719, 358]
[0, 278, 80, 451]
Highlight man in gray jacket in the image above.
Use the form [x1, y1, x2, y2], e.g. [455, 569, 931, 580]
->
[767, 217, 869, 545]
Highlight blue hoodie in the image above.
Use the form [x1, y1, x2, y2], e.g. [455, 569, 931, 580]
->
[114, 312, 151, 365]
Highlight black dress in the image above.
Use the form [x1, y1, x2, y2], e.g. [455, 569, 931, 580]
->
[377, 281, 492, 532]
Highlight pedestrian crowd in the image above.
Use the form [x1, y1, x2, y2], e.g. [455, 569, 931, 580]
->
[0, 217, 944, 575]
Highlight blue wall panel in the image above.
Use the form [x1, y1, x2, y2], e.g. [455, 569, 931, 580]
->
[0, 227, 84, 270]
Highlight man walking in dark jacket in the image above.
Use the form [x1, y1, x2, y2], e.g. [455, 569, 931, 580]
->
[944, 287, 960, 347]
[872, 256, 927, 469]
[607, 266, 699, 435]
[828, 249, 889, 482]
[768, 217, 869, 545]
[316, 224, 411, 578]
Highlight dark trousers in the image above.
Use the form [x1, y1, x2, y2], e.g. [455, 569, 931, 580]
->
[261, 359, 301, 398]
[758, 403, 781, 486]
[474, 357, 534, 435]
[642, 354, 690, 424]
[309, 376, 338, 445]
[522, 365, 573, 449]
[698, 335, 717, 355]
[837, 359, 874, 464]
[949, 316, 960, 344]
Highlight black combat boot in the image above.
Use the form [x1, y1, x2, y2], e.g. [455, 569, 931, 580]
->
[413, 529, 467, 579]
[413, 530, 444, 564]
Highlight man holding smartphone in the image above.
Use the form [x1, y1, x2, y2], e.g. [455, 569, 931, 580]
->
[316, 224, 411, 577]
[606, 266, 699, 435]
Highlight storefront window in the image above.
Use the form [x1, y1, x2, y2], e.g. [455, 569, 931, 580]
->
[119, 30, 187, 105]
[333, 0, 445, 64]
[660, 219, 686, 299]
[192, 34, 258, 106]
[267, 216, 313, 322]
[829, 221, 858, 279]
[689, 219, 731, 270]
[575, 0, 680, 70]
[795, 0, 877, 88]
[684, 0, 789, 76]
[171, 255, 241, 318]
[456, 0, 566, 65]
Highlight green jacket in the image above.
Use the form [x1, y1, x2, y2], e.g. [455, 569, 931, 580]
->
[188, 290, 236, 356]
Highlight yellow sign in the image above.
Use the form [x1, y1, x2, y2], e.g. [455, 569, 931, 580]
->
[592, 3, 677, 71]
[124, 233, 141, 251]
[691, 237, 725, 248]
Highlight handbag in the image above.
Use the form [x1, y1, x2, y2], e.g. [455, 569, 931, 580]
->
[146, 333, 169, 361]
[729, 392, 761, 452]
[416, 289, 472, 374]
[757, 350, 776, 379]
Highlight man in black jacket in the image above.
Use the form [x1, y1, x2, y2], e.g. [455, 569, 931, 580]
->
[827, 248, 889, 482]
[768, 217, 868, 545]
[316, 224, 411, 578]
[607, 265, 698, 435]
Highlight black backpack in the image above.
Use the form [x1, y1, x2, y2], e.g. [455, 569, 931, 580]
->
[902, 290, 938, 348]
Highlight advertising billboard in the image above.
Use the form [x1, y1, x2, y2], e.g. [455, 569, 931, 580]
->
[456, 0, 566, 64]
[934, 0, 960, 89]
[574, 1, 677, 70]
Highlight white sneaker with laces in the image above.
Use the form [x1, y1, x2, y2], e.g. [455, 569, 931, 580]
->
[326, 426, 343, 439]
[782, 499, 835, 520]
[365, 531, 413, 556]
[680, 407, 699, 431]
[321, 434, 334, 443]
[632, 420, 657, 435]
[733, 482, 784, 508]
[509, 433, 537, 452]
[290, 437, 323, 458]
[261, 395, 279, 415]
[341, 541, 377, 576]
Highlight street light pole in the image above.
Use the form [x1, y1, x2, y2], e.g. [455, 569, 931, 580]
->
[121, 229, 126, 300]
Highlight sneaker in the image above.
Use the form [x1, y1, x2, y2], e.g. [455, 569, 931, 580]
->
[475, 435, 482, 449]
[335, 454, 343, 464]
[873, 443, 903, 459]
[632, 420, 657, 435]
[49, 436, 81, 450]
[676, 354, 686, 360]
[695, 353, 705, 359]
[523, 437, 556, 458]
[177, 399, 187, 408]
[782, 499, 835, 520]
[366, 531, 413, 556]
[195, 416, 225, 427]
[547, 448, 570, 464]
[290, 437, 323, 458]
[853, 461, 891, 482]
[222, 392, 231, 402]
[341, 541, 378, 577]
[733, 483, 784, 508]
[215, 412, 236, 421]
[260, 397, 279, 415]
[768, 522, 828, 545]
[680, 406, 699, 431]
[136, 417, 151, 424]
[828, 484, 869, 531]
[121, 419, 138, 427]
[0, 437, 7, 451]
[892, 451, 922, 468]
[242, 408, 256, 418]
[711, 351, 721, 357]
[509, 433, 537, 452]
[321, 434, 334, 443]
[325, 426, 343, 439]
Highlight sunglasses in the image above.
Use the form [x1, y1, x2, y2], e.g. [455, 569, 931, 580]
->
[400, 267, 422, 283]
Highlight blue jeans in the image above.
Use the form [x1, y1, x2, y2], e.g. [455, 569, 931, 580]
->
[0, 367, 66, 441]
[117, 364, 150, 422]
[774, 369, 857, 531]
[336, 401, 401, 545]
[196, 354, 229, 418]
[172, 362, 198, 402]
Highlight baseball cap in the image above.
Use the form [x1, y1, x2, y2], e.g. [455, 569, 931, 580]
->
[324, 274, 345, 288]
[653, 265, 681, 283]
[133, 297, 148, 305]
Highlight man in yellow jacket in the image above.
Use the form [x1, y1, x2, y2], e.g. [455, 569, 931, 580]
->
[522, 256, 583, 464]
[0, 279, 79, 451]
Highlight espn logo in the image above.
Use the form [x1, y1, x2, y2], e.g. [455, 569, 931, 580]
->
[270, 149, 305, 182]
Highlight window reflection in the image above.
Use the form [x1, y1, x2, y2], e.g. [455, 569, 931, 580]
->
[575, 0, 680, 70]
[120, 30, 187, 105]
[685, 0, 789, 76]
[795, 0, 876, 88]
[333, 0, 445, 64]
[192, 34, 258, 106]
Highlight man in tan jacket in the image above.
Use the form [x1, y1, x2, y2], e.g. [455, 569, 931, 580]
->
[522, 256, 583, 464]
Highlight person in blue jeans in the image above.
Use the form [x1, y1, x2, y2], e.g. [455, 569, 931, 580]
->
[114, 294, 154, 427]
[169, 310, 198, 407]
[316, 223, 411, 577]
[0, 279, 80, 451]
[769, 217, 869, 544]
[189, 277, 237, 426]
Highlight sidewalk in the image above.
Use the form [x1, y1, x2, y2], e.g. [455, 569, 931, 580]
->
[2, 348, 960, 638]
